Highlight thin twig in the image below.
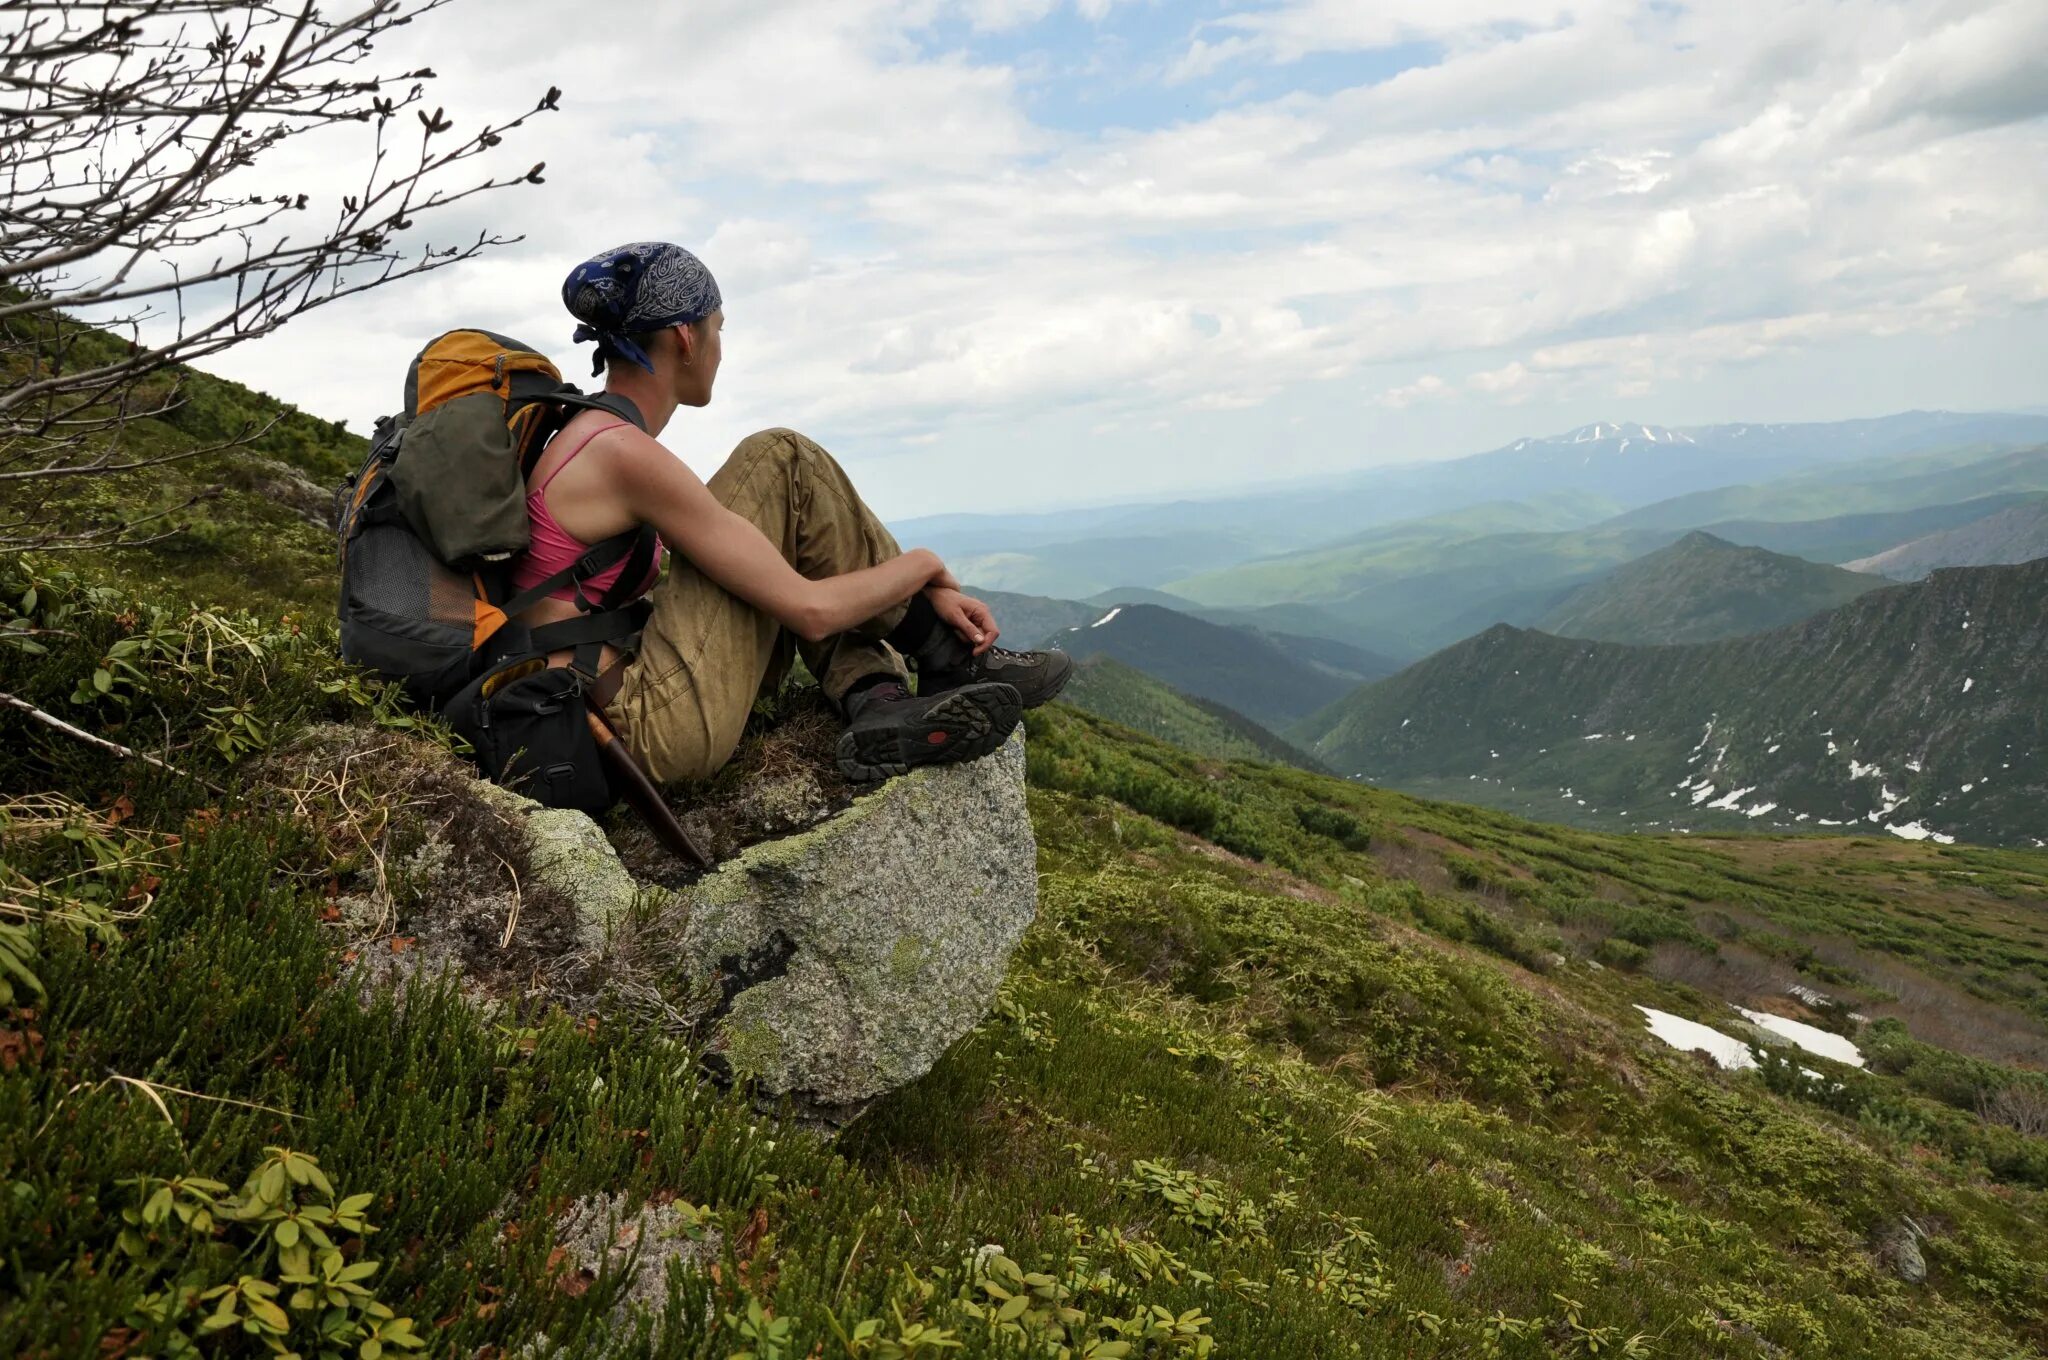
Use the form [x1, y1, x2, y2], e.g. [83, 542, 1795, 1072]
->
[0, 688, 223, 792]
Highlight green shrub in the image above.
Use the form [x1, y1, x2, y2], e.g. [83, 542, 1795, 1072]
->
[115, 1147, 425, 1358]
[1593, 937, 1651, 971]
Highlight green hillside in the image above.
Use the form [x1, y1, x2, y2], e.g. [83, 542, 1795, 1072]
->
[1167, 500, 1649, 613]
[963, 587, 1105, 648]
[1701, 494, 2041, 566]
[1050, 603, 1361, 729]
[1298, 560, 2048, 846]
[1171, 523, 1668, 656]
[1537, 532, 1889, 645]
[6, 344, 2048, 1358]
[1606, 444, 2048, 532]
[0, 313, 360, 617]
[1058, 656, 1325, 769]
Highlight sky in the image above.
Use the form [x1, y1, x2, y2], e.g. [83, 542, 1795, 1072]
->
[190, 0, 2048, 519]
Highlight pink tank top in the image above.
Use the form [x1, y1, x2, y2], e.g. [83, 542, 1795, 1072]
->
[510, 420, 666, 605]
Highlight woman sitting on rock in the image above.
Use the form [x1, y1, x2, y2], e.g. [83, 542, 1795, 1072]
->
[511, 240, 1070, 784]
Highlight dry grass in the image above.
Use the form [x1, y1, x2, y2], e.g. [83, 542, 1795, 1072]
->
[1805, 936, 2048, 1068]
[251, 725, 581, 1002]
[0, 791, 176, 932]
[609, 685, 857, 886]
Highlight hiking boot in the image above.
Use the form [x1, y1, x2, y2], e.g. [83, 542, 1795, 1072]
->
[835, 679, 1023, 782]
[915, 633, 1074, 710]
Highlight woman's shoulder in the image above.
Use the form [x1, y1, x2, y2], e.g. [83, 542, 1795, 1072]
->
[566, 414, 701, 497]
[541, 411, 647, 470]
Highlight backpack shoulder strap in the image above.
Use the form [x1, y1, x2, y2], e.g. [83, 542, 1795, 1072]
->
[596, 525, 660, 610]
[497, 526, 645, 619]
[554, 391, 648, 432]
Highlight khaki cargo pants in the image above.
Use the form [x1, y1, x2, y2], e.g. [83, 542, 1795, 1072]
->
[606, 429, 910, 784]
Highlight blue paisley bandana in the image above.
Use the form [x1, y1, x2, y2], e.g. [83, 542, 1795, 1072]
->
[562, 241, 723, 376]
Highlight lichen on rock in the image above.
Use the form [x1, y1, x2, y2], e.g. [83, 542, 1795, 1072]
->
[546, 1192, 723, 1323]
[576, 730, 1037, 1125]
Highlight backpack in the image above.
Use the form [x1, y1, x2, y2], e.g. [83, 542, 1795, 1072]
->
[335, 328, 657, 812]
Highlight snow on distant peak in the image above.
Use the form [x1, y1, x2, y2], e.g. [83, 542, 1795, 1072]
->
[1090, 607, 1122, 629]
[1533, 420, 1690, 449]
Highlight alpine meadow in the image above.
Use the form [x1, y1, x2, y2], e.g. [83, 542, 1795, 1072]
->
[4, 3, 2047, 1360]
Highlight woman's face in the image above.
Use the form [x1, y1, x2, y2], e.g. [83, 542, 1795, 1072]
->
[675, 311, 723, 407]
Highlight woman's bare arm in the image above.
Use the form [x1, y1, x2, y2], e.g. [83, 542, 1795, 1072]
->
[611, 431, 941, 642]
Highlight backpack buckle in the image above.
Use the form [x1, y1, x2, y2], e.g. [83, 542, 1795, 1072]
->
[569, 549, 607, 612]
[370, 414, 405, 463]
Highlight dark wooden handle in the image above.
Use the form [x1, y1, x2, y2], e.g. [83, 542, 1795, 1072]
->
[585, 710, 714, 870]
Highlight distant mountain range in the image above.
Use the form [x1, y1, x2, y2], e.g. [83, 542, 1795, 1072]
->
[1536, 532, 1888, 645]
[1294, 560, 2048, 847]
[1168, 442, 2048, 657]
[1844, 497, 2048, 580]
[896, 411, 2048, 596]
[945, 416, 2048, 848]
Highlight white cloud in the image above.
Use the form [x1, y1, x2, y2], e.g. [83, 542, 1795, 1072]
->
[165, 0, 2048, 514]
[1378, 374, 1453, 409]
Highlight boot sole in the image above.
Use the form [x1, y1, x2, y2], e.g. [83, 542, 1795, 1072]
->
[836, 683, 1023, 782]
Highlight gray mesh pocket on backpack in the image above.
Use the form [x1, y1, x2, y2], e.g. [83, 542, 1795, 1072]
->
[339, 519, 476, 702]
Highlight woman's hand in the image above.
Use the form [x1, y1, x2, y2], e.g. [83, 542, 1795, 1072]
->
[925, 585, 999, 655]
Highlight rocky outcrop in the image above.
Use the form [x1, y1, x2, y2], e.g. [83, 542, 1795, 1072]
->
[268, 722, 1039, 1128]
[1879, 1219, 1928, 1285]
[657, 734, 1036, 1121]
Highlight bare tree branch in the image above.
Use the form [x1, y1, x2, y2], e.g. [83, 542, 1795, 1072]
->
[0, 0, 560, 546]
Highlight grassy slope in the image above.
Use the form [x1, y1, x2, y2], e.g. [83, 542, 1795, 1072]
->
[1172, 526, 1667, 660]
[1166, 513, 1663, 615]
[0, 314, 361, 618]
[1058, 656, 1325, 769]
[4, 351, 2047, 1358]
[1536, 532, 1889, 645]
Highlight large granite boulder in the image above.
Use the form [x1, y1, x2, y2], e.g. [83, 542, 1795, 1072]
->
[269, 723, 1038, 1127]
[657, 733, 1035, 1121]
